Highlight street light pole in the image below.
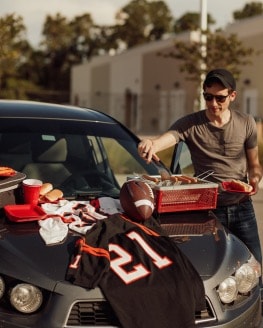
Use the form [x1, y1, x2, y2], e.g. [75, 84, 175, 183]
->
[199, 0, 207, 110]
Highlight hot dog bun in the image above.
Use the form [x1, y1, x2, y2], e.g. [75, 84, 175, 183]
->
[40, 183, 53, 196]
[44, 189, 63, 202]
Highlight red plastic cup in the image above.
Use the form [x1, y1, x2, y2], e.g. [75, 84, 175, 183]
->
[22, 179, 43, 205]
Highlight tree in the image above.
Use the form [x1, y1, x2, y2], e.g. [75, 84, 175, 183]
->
[70, 15, 118, 59]
[158, 31, 254, 103]
[174, 12, 215, 33]
[70, 13, 96, 60]
[40, 13, 73, 90]
[0, 13, 32, 96]
[147, 0, 174, 40]
[36, 0, 174, 93]
[39, 13, 115, 91]
[114, 0, 173, 49]
[233, 1, 263, 20]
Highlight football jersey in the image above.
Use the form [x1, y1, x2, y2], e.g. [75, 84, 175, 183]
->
[67, 214, 205, 328]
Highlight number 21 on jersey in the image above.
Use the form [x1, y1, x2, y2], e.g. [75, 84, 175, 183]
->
[109, 231, 173, 284]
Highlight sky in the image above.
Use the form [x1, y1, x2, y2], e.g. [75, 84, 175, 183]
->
[0, 0, 262, 47]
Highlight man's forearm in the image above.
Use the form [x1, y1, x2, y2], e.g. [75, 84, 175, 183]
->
[151, 131, 178, 153]
[249, 164, 263, 182]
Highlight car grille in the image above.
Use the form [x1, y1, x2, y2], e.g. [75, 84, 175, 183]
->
[66, 298, 215, 326]
[66, 301, 120, 327]
[195, 298, 216, 324]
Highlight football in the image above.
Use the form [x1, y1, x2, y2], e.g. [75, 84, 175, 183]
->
[119, 179, 155, 222]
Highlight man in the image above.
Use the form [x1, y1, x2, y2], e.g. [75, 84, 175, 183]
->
[138, 68, 263, 267]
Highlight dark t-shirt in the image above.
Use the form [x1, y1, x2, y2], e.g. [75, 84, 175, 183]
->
[169, 110, 257, 205]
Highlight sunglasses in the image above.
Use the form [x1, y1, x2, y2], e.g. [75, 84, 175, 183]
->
[203, 93, 230, 103]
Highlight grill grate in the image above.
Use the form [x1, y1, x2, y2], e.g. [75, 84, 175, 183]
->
[161, 219, 217, 236]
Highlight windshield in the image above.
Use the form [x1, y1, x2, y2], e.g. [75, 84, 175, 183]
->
[0, 117, 159, 198]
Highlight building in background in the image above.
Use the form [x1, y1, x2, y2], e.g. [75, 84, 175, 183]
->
[71, 15, 263, 136]
[225, 15, 263, 122]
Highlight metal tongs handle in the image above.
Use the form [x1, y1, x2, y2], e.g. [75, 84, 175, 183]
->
[152, 156, 172, 179]
[196, 170, 214, 181]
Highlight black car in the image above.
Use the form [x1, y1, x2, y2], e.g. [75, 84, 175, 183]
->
[0, 100, 261, 327]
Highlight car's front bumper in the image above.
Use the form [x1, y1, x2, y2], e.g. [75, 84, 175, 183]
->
[196, 292, 261, 328]
[0, 283, 261, 328]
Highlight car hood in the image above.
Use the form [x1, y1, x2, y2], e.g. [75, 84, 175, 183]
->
[0, 212, 250, 291]
[159, 211, 250, 279]
[0, 219, 78, 291]
[175, 229, 249, 277]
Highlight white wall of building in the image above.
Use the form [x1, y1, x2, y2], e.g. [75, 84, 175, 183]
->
[71, 15, 263, 133]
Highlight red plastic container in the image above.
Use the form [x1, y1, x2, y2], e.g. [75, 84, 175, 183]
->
[4, 204, 46, 222]
[153, 181, 218, 213]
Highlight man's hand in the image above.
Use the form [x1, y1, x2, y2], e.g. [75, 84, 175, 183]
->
[138, 139, 159, 163]
[249, 176, 260, 195]
[138, 132, 178, 163]
[246, 147, 263, 195]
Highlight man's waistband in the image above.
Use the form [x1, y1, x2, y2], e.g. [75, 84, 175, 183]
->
[216, 195, 251, 207]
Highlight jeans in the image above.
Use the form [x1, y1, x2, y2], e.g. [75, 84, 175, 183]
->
[212, 198, 262, 267]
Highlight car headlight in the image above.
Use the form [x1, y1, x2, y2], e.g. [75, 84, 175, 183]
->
[217, 255, 261, 303]
[0, 276, 5, 299]
[218, 276, 238, 303]
[235, 263, 257, 293]
[247, 255, 261, 278]
[10, 283, 43, 313]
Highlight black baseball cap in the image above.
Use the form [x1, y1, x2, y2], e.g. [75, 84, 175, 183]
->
[204, 69, 236, 90]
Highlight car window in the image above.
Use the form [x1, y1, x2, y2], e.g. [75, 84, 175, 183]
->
[101, 137, 147, 186]
[171, 141, 194, 175]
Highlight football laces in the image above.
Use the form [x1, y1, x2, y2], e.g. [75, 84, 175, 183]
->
[144, 182, 154, 199]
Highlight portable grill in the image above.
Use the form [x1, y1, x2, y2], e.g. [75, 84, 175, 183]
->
[153, 178, 218, 213]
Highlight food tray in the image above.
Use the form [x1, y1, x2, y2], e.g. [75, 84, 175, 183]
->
[221, 181, 253, 195]
[4, 204, 47, 222]
[0, 171, 16, 177]
[0, 172, 26, 209]
[0, 172, 26, 191]
[153, 180, 218, 213]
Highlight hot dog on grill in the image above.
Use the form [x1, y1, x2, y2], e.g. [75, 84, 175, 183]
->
[142, 174, 160, 183]
[176, 175, 198, 184]
[169, 175, 178, 183]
